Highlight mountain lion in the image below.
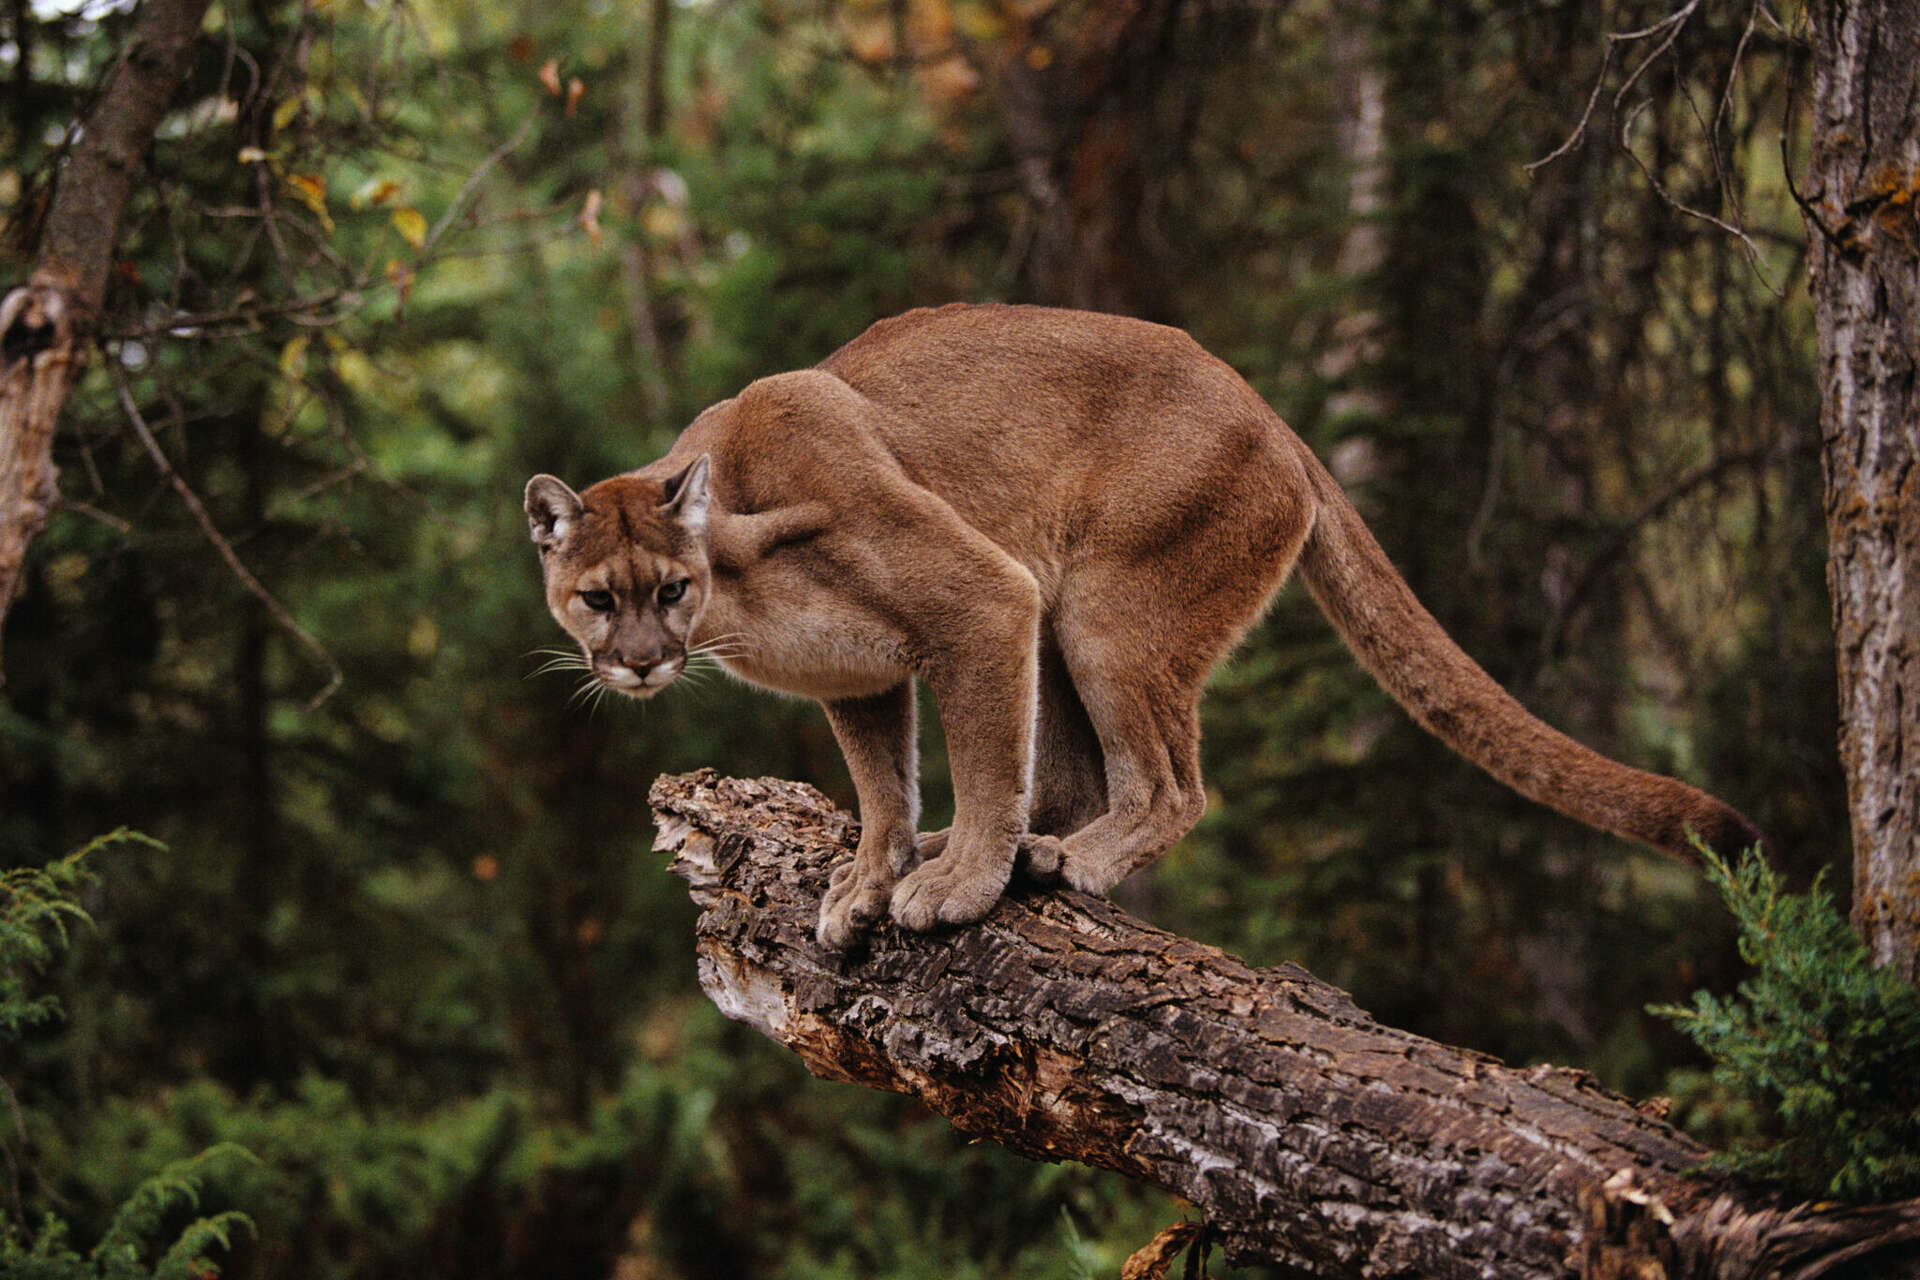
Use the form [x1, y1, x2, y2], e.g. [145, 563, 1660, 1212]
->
[526, 303, 1762, 949]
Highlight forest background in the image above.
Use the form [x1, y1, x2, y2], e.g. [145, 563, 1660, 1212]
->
[0, 0, 1844, 1276]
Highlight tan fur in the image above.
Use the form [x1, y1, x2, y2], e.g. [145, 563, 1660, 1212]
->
[526, 303, 1763, 948]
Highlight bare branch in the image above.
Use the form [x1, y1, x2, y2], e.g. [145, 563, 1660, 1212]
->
[1535, 443, 1796, 669]
[419, 110, 541, 261]
[1528, 0, 1707, 175]
[112, 364, 343, 710]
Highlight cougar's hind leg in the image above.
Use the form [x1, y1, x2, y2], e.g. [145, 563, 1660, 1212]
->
[1018, 634, 1108, 880]
[1040, 543, 1263, 894]
[913, 636, 1103, 881]
[1044, 633, 1208, 896]
[1044, 425, 1316, 895]
[817, 681, 918, 949]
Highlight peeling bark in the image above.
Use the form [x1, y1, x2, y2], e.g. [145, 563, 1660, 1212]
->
[650, 771, 1920, 1279]
[0, 0, 212, 679]
[1805, 0, 1920, 981]
[0, 287, 78, 637]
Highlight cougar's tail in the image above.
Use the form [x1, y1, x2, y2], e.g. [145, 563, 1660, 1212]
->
[1293, 455, 1762, 861]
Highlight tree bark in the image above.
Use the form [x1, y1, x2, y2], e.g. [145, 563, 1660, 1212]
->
[0, 0, 212, 680]
[1805, 1, 1920, 982]
[650, 770, 1920, 1279]
[970, 0, 1190, 319]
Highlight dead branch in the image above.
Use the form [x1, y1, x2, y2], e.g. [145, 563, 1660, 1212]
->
[111, 365, 343, 710]
[650, 770, 1920, 1279]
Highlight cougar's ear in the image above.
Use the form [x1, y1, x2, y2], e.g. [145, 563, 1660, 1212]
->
[524, 475, 583, 551]
[660, 454, 712, 537]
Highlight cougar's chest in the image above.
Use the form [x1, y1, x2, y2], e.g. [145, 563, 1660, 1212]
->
[701, 592, 908, 702]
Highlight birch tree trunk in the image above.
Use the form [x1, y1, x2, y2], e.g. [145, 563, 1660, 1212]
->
[650, 770, 1920, 1279]
[0, 0, 211, 682]
[1804, 0, 1920, 981]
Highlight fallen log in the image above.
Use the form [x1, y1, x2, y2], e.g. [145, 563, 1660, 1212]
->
[648, 770, 1920, 1279]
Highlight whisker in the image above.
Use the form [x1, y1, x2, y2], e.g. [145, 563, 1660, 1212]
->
[567, 675, 603, 709]
[690, 647, 750, 664]
[525, 645, 591, 681]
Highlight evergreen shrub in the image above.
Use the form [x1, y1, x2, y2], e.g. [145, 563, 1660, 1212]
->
[1653, 848, 1920, 1203]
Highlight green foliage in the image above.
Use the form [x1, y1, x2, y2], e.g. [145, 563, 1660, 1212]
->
[1, 836, 254, 1280]
[1653, 850, 1920, 1203]
[2, 853, 92, 1042]
[30, 1006, 1181, 1280]
[2, 1146, 255, 1280]
[2, 833, 173, 1043]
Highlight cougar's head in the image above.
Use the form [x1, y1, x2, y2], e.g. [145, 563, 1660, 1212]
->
[524, 455, 713, 699]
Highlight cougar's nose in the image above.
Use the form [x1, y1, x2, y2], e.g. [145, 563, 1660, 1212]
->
[640, 654, 683, 688]
[599, 654, 681, 691]
[597, 660, 646, 690]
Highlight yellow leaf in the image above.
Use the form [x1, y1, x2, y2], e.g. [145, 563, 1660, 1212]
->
[954, 2, 1004, 41]
[237, 146, 270, 164]
[279, 334, 309, 380]
[391, 206, 428, 251]
[285, 172, 333, 231]
[352, 178, 401, 209]
[272, 95, 303, 132]
[642, 203, 687, 241]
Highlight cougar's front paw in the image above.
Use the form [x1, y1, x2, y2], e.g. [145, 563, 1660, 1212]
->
[888, 841, 1014, 932]
[817, 858, 891, 950]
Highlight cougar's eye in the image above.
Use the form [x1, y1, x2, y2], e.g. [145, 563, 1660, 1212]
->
[657, 579, 689, 605]
[579, 589, 615, 613]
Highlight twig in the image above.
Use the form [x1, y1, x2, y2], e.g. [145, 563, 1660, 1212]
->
[1526, 0, 1789, 298]
[0, 1072, 25, 1225]
[1609, 0, 1707, 117]
[1618, 89, 1786, 299]
[1526, 42, 1616, 173]
[1526, 0, 1705, 175]
[1527, 0, 1704, 173]
[1535, 443, 1786, 669]
[55, 497, 133, 534]
[111, 364, 343, 710]
[419, 109, 540, 261]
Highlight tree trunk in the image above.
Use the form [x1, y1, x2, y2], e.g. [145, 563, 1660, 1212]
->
[649, 770, 1920, 1279]
[971, 0, 1189, 319]
[1804, 0, 1920, 981]
[0, 0, 212, 681]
